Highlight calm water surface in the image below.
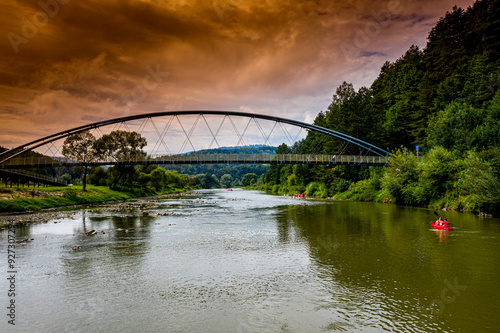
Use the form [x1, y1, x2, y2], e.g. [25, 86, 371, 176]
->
[1, 189, 499, 332]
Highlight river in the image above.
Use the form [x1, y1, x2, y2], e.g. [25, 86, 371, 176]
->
[1, 189, 499, 332]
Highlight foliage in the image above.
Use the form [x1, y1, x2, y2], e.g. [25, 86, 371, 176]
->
[87, 166, 107, 186]
[254, 0, 500, 215]
[413, 147, 459, 204]
[150, 167, 165, 190]
[199, 173, 220, 189]
[427, 102, 486, 153]
[93, 130, 147, 190]
[335, 179, 383, 202]
[454, 151, 500, 214]
[332, 179, 352, 194]
[160, 146, 272, 186]
[305, 182, 328, 198]
[381, 150, 419, 205]
[220, 174, 233, 188]
[241, 173, 258, 187]
[62, 130, 97, 190]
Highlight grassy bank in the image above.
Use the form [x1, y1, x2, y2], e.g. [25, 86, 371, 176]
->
[0, 185, 188, 213]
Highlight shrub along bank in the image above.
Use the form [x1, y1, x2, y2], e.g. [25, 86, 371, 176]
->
[253, 147, 500, 216]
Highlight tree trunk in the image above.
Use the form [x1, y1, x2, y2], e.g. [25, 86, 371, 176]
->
[111, 170, 124, 190]
[82, 166, 88, 191]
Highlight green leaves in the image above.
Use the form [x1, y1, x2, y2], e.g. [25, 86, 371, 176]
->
[241, 173, 258, 187]
[455, 151, 500, 211]
[414, 147, 459, 204]
[427, 102, 485, 154]
[382, 149, 419, 205]
[62, 131, 97, 163]
[93, 130, 147, 162]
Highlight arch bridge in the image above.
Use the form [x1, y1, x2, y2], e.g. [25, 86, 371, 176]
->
[0, 111, 390, 184]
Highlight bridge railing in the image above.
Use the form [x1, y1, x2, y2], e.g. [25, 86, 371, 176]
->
[0, 153, 388, 168]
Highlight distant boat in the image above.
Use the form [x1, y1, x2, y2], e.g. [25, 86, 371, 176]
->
[293, 193, 305, 199]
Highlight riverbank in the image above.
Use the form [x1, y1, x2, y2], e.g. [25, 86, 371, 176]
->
[251, 180, 496, 218]
[0, 190, 193, 228]
[0, 184, 190, 218]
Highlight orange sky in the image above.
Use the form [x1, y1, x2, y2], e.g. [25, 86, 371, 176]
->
[0, 0, 475, 148]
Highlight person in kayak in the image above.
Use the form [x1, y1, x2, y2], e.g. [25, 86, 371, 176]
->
[436, 217, 443, 225]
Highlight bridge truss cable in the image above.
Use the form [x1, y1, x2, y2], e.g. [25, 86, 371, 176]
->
[0, 110, 392, 165]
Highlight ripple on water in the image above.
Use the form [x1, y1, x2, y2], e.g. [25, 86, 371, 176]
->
[3, 189, 499, 333]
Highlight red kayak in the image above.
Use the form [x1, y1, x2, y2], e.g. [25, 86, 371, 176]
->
[431, 221, 452, 230]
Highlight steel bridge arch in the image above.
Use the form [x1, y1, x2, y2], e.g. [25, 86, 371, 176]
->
[0, 110, 391, 164]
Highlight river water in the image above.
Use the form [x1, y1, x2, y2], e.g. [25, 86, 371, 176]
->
[1, 189, 499, 332]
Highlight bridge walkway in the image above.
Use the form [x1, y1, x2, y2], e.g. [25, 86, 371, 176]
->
[0, 153, 388, 169]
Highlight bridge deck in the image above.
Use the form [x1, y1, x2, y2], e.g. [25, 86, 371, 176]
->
[0, 154, 388, 169]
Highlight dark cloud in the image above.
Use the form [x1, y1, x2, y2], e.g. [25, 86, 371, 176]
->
[0, 0, 476, 147]
[360, 51, 388, 57]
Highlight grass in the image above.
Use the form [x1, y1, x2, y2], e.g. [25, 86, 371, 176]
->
[0, 184, 189, 213]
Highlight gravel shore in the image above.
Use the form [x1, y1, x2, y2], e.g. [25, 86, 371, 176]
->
[0, 191, 192, 227]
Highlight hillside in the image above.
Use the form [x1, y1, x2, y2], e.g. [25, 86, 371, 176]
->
[257, 0, 500, 215]
[160, 145, 275, 184]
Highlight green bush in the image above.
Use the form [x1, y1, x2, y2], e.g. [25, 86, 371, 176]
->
[454, 151, 500, 214]
[332, 179, 352, 194]
[382, 149, 419, 205]
[414, 146, 459, 205]
[305, 182, 328, 198]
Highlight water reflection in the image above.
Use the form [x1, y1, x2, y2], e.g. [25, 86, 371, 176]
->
[1, 191, 499, 332]
[290, 201, 500, 332]
[432, 229, 450, 244]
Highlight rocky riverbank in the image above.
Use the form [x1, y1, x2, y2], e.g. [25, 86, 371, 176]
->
[0, 191, 192, 227]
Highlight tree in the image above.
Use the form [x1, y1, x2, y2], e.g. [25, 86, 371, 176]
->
[414, 146, 459, 204]
[201, 173, 220, 189]
[87, 166, 107, 186]
[382, 149, 419, 205]
[94, 130, 147, 162]
[427, 102, 485, 153]
[61, 172, 72, 184]
[455, 151, 500, 213]
[93, 130, 147, 189]
[150, 167, 165, 190]
[220, 174, 233, 188]
[241, 173, 258, 187]
[62, 131, 97, 191]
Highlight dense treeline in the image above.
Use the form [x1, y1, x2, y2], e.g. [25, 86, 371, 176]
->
[257, 0, 500, 215]
[58, 136, 267, 192]
[1, 138, 268, 194]
[160, 146, 272, 186]
[76, 145, 270, 191]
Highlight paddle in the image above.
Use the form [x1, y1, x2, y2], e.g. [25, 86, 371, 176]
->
[432, 211, 440, 223]
[433, 210, 453, 229]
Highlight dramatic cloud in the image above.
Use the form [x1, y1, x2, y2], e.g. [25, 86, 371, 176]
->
[0, 0, 475, 148]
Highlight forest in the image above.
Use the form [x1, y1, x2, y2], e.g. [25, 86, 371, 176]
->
[256, 0, 500, 215]
[1, 0, 498, 215]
